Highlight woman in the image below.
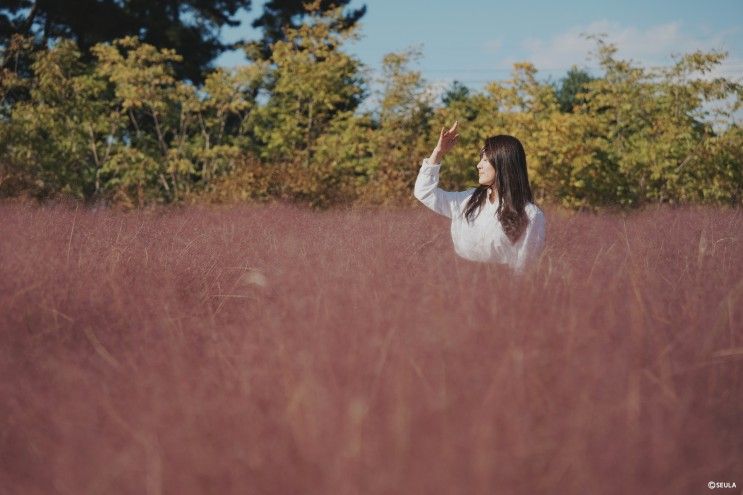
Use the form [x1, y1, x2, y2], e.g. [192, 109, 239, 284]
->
[413, 121, 546, 273]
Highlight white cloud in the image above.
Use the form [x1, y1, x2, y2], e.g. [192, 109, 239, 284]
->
[484, 38, 504, 54]
[422, 79, 452, 104]
[498, 20, 742, 79]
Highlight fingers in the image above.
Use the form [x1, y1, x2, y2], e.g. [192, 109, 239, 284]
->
[442, 121, 459, 139]
[439, 122, 460, 148]
[441, 132, 459, 152]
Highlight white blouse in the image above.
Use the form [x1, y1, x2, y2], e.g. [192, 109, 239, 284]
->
[413, 158, 546, 272]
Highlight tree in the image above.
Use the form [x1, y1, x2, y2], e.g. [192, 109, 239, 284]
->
[554, 35, 743, 208]
[0, 38, 114, 200]
[0, 35, 267, 205]
[554, 65, 595, 113]
[442, 80, 470, 107]
[0, 0, 252, 84]
[362, 47, 435, 205]
[253, 1, 366, 165]
[245, 0, 365, 61]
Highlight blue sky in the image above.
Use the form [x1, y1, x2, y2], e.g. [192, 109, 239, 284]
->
[215, 0, 743, 93]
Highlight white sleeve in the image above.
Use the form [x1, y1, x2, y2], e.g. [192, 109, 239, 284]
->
[514, 210, 546, 272]
[413, 158, 465, 219]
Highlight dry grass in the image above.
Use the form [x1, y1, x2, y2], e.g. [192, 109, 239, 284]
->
[0, 199, 741, 494]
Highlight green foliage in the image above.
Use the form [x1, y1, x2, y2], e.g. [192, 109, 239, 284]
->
[442, 80, 471, 107]
[92, 36, 267, 204]
[567, 36, 742, 208]
[1, 19, 741, 210]
[247, 0, 366, 61]
[1, 35, 267, 206]
[0, 0, 253, 84]
[553, 65, 595, 113]
[1, 38, 111, 200]
[362, 48, 435, 205]
[253, 2, 365, 165]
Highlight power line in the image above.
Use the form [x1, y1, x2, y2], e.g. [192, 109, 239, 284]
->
[361, 63, 743, 73]
[417, 64, 743, 73]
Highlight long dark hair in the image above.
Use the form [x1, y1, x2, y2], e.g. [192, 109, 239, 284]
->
[463, 135, 534, 243]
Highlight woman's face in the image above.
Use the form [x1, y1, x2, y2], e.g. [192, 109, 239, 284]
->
[477, 154, 496, 186]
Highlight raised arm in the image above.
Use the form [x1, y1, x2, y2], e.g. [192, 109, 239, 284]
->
[414, 159, 466, 219]
[413, 121, 462, 219]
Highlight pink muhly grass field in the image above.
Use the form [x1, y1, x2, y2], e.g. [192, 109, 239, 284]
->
[0, 200, 741, 495]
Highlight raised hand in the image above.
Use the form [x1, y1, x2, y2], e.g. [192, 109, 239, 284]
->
[429, 121, 459, 164]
